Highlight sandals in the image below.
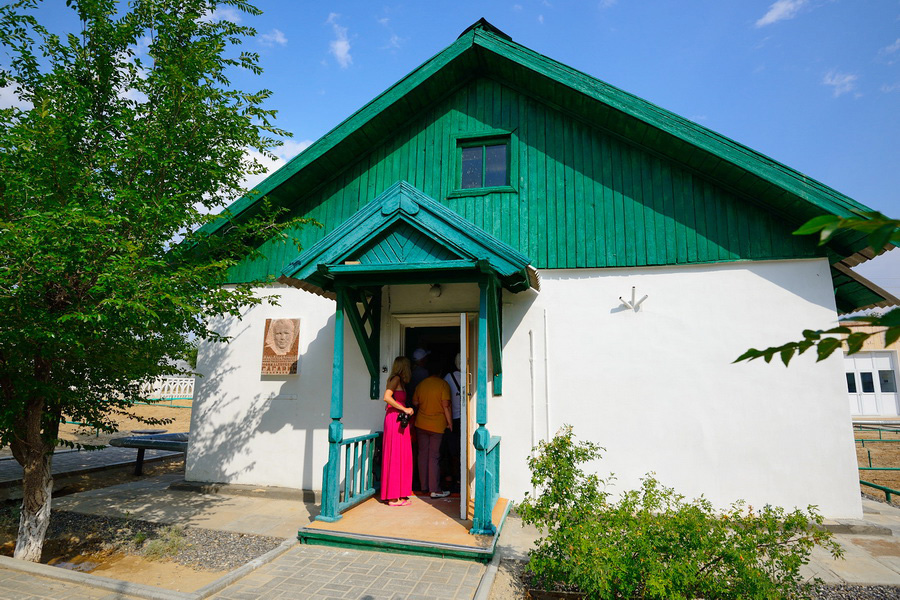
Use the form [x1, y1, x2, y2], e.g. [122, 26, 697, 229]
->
[388, 499, 411, 506]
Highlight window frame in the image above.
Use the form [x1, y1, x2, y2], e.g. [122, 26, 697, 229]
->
[449, 129, 518, 198]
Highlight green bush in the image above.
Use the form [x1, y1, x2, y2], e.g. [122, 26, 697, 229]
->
[517, 426, 843, 600]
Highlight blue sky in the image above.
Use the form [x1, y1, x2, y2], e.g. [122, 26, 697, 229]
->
[7, 0, 900, 298]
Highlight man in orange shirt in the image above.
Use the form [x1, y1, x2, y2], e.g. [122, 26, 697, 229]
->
[413, 365, 453, 498]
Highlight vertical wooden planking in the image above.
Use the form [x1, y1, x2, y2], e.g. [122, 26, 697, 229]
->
[553, 109, 567, 268]
[689, 172, 704, 263]
[660, 163, 677, 264]
[535, 102, 549, 267]
[641, 157, 658, 265]
[563, 113, 577, 267]
[610, 137, 626, 267]
[601, 133, 617, 267]
[620, 144, 636, 266]
[588, 131, 603, 266]
[574, 122, 588, 268]
[630, 146, 647, 266]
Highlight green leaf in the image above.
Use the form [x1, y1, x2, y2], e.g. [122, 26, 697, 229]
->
[793, 215, 838, 236]
[816, 338, 843, 362]
[780, 346, 795, 366]
[886, 327, 900, 347]
[868, 224, 896, 252]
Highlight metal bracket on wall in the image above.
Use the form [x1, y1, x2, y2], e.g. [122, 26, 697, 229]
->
[619, 286, 648, 312]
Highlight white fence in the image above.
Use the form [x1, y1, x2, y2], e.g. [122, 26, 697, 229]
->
[140, 376, 195, 402]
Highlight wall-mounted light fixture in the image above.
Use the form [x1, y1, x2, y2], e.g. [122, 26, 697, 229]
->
[429, 284, 442, 298]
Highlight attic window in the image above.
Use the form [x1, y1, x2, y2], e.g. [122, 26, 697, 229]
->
[461, 142, 508, 189]
[449, 130, 517, 198]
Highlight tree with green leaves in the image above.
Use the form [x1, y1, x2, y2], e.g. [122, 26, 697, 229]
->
[0, 0, 309, 561]
[736, 212, 900, 366]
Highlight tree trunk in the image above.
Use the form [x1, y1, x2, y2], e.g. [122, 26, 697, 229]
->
[13, 449, 53, 562]
[10, 356, 56, 562]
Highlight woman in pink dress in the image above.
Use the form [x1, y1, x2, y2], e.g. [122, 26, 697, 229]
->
[381, 356, 414, 506]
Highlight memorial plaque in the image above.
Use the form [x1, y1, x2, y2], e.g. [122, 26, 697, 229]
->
[261, 318, 300, 375]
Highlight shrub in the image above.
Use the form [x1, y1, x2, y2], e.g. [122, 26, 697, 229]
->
[517, 426, 843, 600]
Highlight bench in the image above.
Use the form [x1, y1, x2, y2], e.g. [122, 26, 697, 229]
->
[109, 432, 189, 475]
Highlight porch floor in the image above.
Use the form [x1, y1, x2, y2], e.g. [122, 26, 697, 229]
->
[299, 495, 510, 561]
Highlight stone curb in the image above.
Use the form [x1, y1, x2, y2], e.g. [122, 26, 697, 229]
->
[168, 479, 319, 503]
[473, 552, 501, 600]
[0, 537, 297, 600]
[822, 521, 893, 536]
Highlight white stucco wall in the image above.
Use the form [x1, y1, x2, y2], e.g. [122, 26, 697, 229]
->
[187, 258, 862, 518]
[495, 258, 861, 518]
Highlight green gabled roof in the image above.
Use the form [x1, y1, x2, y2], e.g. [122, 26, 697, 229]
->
[204, 18, 893, 312]
[278, 181, 537, 296]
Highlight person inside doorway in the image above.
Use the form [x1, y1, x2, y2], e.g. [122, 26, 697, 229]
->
[441, 353, 462, 493]
[380, 357, 414, 506]
[409, 348, 430, 392]
[412, 363, 452, 498]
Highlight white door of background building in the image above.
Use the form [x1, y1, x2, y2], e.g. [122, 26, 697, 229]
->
[845, 351, 899, 416]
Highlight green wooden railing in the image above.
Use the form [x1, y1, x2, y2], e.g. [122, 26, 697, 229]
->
[336, 432, 382, 513]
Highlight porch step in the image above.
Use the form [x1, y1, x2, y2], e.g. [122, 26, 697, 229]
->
[298, 496, 510, 562]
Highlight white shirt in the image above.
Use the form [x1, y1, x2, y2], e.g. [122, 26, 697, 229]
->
[444, 371, 462, 419]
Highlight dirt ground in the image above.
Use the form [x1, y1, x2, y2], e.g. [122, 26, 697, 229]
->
[0, 401, 192, 459]
[855, 424, 900, 504]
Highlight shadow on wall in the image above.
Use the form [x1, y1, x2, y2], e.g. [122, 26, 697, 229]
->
[186, 303, 383, 493]
[186, 309, 336, 491]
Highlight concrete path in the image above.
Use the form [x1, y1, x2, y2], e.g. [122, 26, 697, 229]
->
[53, 474, 313, 539]
[0, 448, 181, 486]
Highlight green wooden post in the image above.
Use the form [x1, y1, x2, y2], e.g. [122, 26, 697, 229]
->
[317, 290, 345, 522]
[471, 279, 497, 535]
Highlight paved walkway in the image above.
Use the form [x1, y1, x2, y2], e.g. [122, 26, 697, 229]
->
[211, 545, 484, 600]
[0, 448, 181, 486]
[4, 472, 900, 599]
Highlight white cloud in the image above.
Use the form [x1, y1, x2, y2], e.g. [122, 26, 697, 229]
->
[202, 7, 241, 23]
[879, 38, 900, 65]
[377, 17, 390, 25]
[881, 82, 900, 93]
[259, 29, 287, 47]
[241, 140, 313, 192]
[326, 13, 352, 69]
[755, 0, 808, 27]
[537, 14, 544, 24]
[385, 33, 402, 49]
[512, 4, 523, 10]
[822, 70, 858, 97]
[882, 38, 900, 55]
[0, 84, 31, 110]
[598, 0, 617, 8]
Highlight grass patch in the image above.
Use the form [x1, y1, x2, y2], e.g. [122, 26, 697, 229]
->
[142, 525, 188, 560]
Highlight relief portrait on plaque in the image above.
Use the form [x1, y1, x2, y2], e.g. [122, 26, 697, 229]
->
[261, 318, 300, 375]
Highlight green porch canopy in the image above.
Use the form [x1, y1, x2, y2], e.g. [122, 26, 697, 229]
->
[278, 180, 539, 296]
[278, 180, 539, 399]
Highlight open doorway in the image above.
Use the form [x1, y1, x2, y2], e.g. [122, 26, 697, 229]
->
[402, 325, 463, 507]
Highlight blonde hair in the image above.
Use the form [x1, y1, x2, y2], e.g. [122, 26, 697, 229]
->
[389, 356, 411, 384]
